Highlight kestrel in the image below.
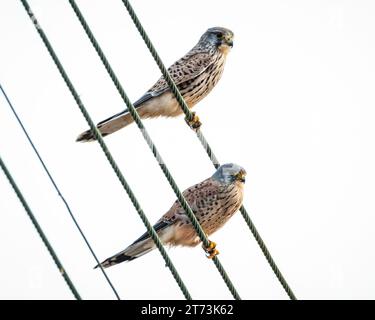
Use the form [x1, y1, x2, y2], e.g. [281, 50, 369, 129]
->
[77, 27, 234, 142]
[96, 163, 246, 268]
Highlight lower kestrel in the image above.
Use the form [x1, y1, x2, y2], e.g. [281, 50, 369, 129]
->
[96, 163, 246, 268]
[77, 27, 234, 142]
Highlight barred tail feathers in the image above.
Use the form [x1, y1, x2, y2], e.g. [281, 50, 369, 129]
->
[76, 110, 134, 142]
[94, 238, 156, 269]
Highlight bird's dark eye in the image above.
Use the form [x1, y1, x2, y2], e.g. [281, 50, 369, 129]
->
[216, 32, 224, 39]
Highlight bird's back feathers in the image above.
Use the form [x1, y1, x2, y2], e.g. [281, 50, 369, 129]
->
[76, 45, 223, 142]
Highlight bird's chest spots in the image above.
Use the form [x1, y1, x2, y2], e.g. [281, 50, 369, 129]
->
[179, 55, 226, 107]
[199, 185, 243, 235]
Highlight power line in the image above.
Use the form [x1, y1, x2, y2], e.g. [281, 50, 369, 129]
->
[0, 83, 121, 300]
[120, 0, 297, 300]
[68, 0, 241, 300]
[19, 0, 192, 300]
[0, 155, 81, 300]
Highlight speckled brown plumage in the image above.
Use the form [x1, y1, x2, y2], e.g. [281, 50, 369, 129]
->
[77, 27, 234, 142]
[96, 163, 246, 268]
[162, 177, 244, 247]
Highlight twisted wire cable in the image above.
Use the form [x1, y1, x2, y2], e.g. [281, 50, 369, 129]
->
[0, 155, 81, 300]
[0, 83, 120, 300]
[68, 0, 241, 300]
[19, 0, 192, 300]
[121, 0, 296, 300]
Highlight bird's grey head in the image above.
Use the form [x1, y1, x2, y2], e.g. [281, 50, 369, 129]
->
[197, 27, 234, 53]
[212, 163, 246, 185]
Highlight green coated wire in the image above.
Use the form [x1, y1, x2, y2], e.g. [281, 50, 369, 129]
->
[68, 0, 241, 300]
[0, 155, 81, 300]
[0, 83, 121, 300]
[19, 0, 192, 300]
[120, 0, 297, 300]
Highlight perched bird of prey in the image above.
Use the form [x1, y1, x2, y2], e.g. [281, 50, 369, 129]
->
[77, 27, 234, 142]
[96, 163, 246, 268]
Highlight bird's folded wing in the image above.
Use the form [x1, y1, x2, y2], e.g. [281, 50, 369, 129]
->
[134, 52, 214, 106]
[162, 178, 221, 219]
[130, 219, 172, 245]
[132, 179, 222, 245]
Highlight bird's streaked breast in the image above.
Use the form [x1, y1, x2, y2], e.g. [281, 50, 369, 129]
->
[196, 182, 244, 236]
[179, 53, 227, 107]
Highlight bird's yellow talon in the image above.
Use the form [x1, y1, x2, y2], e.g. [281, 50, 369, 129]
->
[203, 240, 219, 259]
[185, 112, 202, 131]
[207, 249, 220, 259]
[206, 240, 217, 250]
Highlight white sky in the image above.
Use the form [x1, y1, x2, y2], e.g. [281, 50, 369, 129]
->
[1, 0, 375, 300]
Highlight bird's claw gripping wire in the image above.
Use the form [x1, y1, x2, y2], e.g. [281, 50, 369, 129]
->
[203, 240, 219, 259]
[185, 112, 202, 131]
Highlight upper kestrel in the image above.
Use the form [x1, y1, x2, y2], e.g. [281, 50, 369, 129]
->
[96, 163, 246, 268]
[77, 27, 234, 142]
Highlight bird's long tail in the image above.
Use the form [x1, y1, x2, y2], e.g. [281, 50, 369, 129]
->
[76, 92, 156, 142]
[76, 109, 134, 142]
[95, 238, 156, 269]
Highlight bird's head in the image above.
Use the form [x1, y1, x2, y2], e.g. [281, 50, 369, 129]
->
[212, 163, 246, 185]
[199, 27, 234, 55]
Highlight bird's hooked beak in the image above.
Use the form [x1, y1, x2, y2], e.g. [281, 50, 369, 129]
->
[222, 35, 234, 48]
[217, 34, 234, 55]
[234, 170, 246, 183]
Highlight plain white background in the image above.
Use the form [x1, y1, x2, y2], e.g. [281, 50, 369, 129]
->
[1, 0, 375, 300]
